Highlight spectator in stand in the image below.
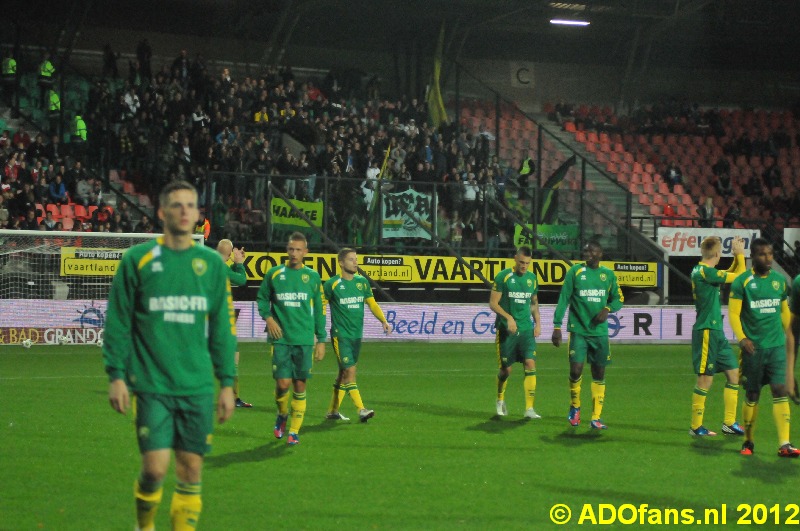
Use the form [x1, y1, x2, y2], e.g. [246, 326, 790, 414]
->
[45, 135, 65, 166]
[723, 201, 741, 228]
[665, 161, 683, 191]
[21, 209, 39, 230]
[518, 151, 535, 201]
[698, 197, 715, 228]
[743, 173, 764, 198]
[48, 174, 69, 205]
[762, 162, 781, 192]
[109, 211, 132, 233]
[75, 178, 93, 206]
[102, 44, 119, 79]
[43, 210, 57, 230]
[135, 215, 154, 233]
[13, 126, 31, 149]
[714, 170, 734, 198]
[712, 156, 731, 178]
[136, 38, 152, 80]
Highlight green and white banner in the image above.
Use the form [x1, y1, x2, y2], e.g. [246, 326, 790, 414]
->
[381, 189, 433, 239]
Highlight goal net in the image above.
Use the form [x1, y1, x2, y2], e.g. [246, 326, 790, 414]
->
[0, 229, 204, 346]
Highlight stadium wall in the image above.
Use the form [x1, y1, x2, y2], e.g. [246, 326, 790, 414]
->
[0, 301, 729, 346]
[64, 27, 800, 109]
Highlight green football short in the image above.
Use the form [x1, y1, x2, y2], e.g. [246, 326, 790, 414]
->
[270, 343, 313, 380]
[332, 337, 362, 369]
[568, 333, 611, 366]
[692, 329, 738, 375]
[740, 346, 786, 393]
[133, 392, 214, 455]
[495, 328, 537, 369]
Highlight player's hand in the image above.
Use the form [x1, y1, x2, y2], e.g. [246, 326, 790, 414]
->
[108, 379, 130, 414]
[739, 338, 755, 355]
[591, 307, 610, 325]
[731, 236, 745, 256]
[382, 321, 391, 335]
[314, 342, 326, 362]
[533, 322, 541, 338]
[506, 316, 518, 335]
[266, 316, 283, 340]
[232, 247, 245, 264]
[217, 386, 234, 423]
[552, 329, 562, 347]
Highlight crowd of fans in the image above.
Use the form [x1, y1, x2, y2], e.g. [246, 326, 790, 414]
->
[6, 41, 526, 252]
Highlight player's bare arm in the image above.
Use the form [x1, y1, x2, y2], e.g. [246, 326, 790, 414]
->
[265, 316, 283, 339]
[217, 386, 234, 423]
[490, 290, 517, 334]
[552, 329, 562, 347]
[108, 378, 130, 414]
[314, 342, 326, 362]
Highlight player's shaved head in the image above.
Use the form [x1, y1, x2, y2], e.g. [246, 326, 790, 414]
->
[700, 237, 721, 259]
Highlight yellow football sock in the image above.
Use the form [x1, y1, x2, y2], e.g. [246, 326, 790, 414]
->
[134, 477, 163, 531]
[569, 376, 582, 408]
[591, 380, 605, 420]
[691, 386, 709, 430]
[328, 383, 344, 413]
[523, 370, 536, 409]
[170, 482, 202, 531]
[742, 400, 758, 442]
[497, 376, 508, 401]
[723, 383, 739, 426]
[773, 397, 791, 445]
[346, 382, 365, 410]
[275, 388, 289, 416]
[289, 391, 307, 434]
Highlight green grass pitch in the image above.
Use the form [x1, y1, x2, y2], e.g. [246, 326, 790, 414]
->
[2, 342, 799, 529]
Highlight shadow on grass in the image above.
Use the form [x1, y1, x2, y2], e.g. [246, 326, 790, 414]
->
[205, 441, 288, 467]
[370, 399, 486, 420]
[733, 451, 799, 484]
[688, 436, 728, 456]
[466, 416, 533, 434]
[539, 429, 608, 447]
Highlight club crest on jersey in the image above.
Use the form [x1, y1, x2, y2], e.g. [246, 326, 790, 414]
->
[600, 273, 607, 281]
[526, 279, 532, 287]
[772, 281, 780, 291]
[192, 258, 207, 276]
[302, 274, 310, 283]
[357, 282, 364, 290]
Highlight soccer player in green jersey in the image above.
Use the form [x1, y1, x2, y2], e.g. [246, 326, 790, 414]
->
[257, 231, 326, 446]
[552, 241, 623, 430]
[730, 238, 800, 457]
[789, 273, 800, 404]
[321, 248, 390, 422]
[217, 239, 252, 408]
[490, 246, 542, 419]
[104, 180, 237, 531]
[688, 236, 746, 437]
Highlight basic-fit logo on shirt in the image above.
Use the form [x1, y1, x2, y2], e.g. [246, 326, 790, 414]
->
[193, 258, 207, 276]
[149, 296, 209, 324]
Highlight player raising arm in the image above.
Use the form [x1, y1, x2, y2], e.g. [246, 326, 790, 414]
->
[552, 241, 623, 430]
[321, 248, 390, 422]
[216, 239, 252, 408]
[688, 236, 746, 437]
[729, 237, 799, 458]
